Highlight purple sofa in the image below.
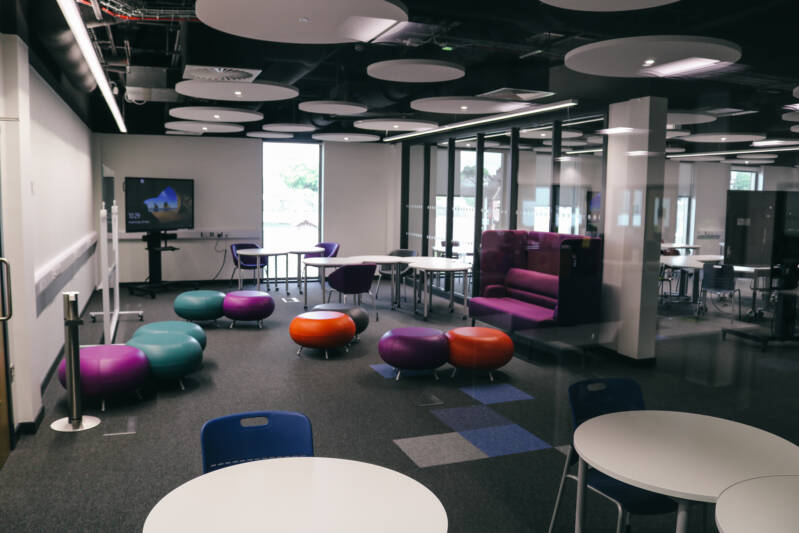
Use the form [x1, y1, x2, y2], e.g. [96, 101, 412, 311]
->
[468, 230, 602, 331]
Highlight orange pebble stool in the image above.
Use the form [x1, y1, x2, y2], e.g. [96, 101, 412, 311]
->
[446, 327, 514, 381]
[289, 311, 356, 360]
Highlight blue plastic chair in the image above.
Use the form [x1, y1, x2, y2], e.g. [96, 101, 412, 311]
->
[201, 411, 313, 473]
[548, 378, 676, 533]
[230, 243, 262, 284]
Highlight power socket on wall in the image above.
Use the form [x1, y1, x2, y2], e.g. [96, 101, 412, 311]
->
[199, 231, 227, 239]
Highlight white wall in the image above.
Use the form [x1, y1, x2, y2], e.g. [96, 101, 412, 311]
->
[28, 68, 97, 387]
[692, 162, 730, 255]
[94, 134, 263, 282]
[763, 165, 799, 191]
[321, 142, 401, 255]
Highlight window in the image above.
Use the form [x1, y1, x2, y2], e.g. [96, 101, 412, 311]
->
[729, 169, 757, 191]
[262, 142, 320, 279]
[674, 196, 691, 245]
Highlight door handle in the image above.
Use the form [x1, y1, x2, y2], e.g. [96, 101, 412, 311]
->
[0, 257, 11, 321]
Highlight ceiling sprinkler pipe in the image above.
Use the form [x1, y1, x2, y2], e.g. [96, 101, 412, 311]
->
[75, 0, 198, 22]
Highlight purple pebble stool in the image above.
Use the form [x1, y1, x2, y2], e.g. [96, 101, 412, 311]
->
[223, 290, 275, 328]
[57, 344, 150, 410]
[378, 327, 449, 381]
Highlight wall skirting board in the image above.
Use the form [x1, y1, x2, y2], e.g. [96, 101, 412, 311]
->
[33, 232, 97, 316]
[15, 406, 45, 436]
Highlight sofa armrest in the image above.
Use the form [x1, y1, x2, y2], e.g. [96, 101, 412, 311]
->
[483, 284, 506, 298]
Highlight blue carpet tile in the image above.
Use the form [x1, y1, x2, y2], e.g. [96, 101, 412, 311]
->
[459, 383, 534, 405]
[459, 424, 552, 457]
[431, 405, 512, 432]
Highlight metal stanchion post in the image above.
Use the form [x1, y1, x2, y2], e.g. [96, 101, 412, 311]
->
[51, 292, 101, 432]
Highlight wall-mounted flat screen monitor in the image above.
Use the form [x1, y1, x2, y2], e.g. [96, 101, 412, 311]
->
[124, 177, 194, 233]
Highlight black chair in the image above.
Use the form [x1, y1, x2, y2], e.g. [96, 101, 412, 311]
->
[548, 378, 676, 533]
[698, 263, 741, 320]
[375, 249, 417, 301]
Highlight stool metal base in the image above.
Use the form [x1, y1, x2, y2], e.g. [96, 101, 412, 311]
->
[50, 416, 101, 433]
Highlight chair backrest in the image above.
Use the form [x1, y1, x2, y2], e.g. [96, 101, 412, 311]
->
[308, 242, 339, 258]
[381, 249, 418, 274]
[568, 378, 644, 430]
[702, 263, 735, 291]
[327, 263, 377, 294]
[231, 243, 260, 268]
[201, 411, 313, 473]
[661, 248, 681, 256]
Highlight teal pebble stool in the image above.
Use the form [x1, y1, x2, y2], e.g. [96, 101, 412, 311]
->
[132, 321, 207, 349]
[127, 333, 203, 389]
[174, 290, 225, 321]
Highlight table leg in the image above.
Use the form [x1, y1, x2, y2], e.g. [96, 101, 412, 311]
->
[256, 256, 261, 292]
[675, 500, 689, 533]
[575, 457, 586, 533]
[449, 272, 455, 311]
[390, 264, 396, 310]
[463, 269, 469, 319]
[303, 264, 308, 309]
[238, 260, 242, 290]
[285, 254, 290, 295]
[297, 254, 303, 294]
[413, 270, 418, 314]
[692, 268, 701, 304]
[423, 270, 430, 320]
[320, 267, 326, 307]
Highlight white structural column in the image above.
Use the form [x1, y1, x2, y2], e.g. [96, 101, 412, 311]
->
[0, 34, 42, 425]
[601, 96, 667, 359]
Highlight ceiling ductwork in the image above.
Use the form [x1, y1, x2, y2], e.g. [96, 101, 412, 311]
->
[31, 0, 97, 93]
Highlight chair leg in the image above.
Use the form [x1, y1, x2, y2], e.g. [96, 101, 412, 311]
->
[375, 276, 382, 300]
[548, 446, 573, 533]
[614, 500, 624, 533]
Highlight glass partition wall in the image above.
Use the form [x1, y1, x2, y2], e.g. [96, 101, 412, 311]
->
[402, 118, 606, 301]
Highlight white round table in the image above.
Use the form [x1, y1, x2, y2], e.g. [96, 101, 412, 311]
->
[408, 257, 471, 320]
[715, 475, 799, 533]
[573, 410, 799, 533]
[143, 457, 448, 533]
[288, 247, 324, 295]
[237, 248, 290, 293]
[347, 255, 416, 310]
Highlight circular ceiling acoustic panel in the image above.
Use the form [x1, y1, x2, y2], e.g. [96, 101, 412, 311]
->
[683, 156, 726, 162]
[543, 139, 588, 147]
[666, 147, 686, 153]
[520, 129, 583, 140]
[169, 106, 263, 123]
[666, 129, 691, 139]
[262, 123, 317, 133]
[680, 133, 765, 143]
[534, 147, 553, 153]
[196, 0, 408, 44]
[312, 133, 380, 142]
[165, 130, 202, 136]
[586, 135, 604, 144]
[246, 132, 294, 139]
[791, 125, 799, 134]
[667, 112, 717, 125]
[367, 59, 465, 83]
[781, 112, 799, 122]
[165, 121, 244, 134]
[752, 138, 799, 147]
[353, 118, 438, 132]
[722, 159, 766, 165]
[540, 0, 679, 11]
[410, 97, 530, 115]
[565, 36, 741, 78]
[737, 154, 777, 159]
[299, 100, 367, 115]
[175, 80, 299, 102]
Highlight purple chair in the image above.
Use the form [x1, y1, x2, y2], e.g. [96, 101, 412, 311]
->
[57, 345, 150, 410]
[378, 327, 449, 380]
[223, 290, 275, 328]
[305, 242, 340, 259]
[231, 243, 263, 285]
[327, 263, 379, 321]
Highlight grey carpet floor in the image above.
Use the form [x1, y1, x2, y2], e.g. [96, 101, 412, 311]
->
[1, 279, 796, 532]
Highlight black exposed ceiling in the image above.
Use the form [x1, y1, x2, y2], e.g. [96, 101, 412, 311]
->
[23, 0, 799, 162]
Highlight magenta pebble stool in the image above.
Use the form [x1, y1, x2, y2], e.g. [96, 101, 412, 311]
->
[223, 290, 275, 328]
[57, 344, 150, 409]
[378, 327, 449, 381]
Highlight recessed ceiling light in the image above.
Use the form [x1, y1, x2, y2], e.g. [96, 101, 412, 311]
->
[344, 137, 349, 141]
[201, 127, 208, 131]
[299, 17, 309, 23]
[234, 90, 243, 96]
[646, 57, 723, 77]
[441, 45, 453, 51]
[721, 137, 727, 141]
[540, 133, 546, 137]
[597, 127, 636, 135]
[745, 160, 749, 164]
[213, 114, 221, 119]
[393, 124, 398, 128]
[643, 58, 656, 67]
[460, 105, 469, 110]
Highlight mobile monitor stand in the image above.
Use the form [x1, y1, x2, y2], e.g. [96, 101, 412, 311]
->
[128, 231, 179, 298]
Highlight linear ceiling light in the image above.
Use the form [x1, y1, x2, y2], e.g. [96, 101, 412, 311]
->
[667, 146, 799, 159]
[566, 148, 603, 155]
[562, 116, 604, 127]
[56, 0, 127, 133]
[382, 100, 578, 142]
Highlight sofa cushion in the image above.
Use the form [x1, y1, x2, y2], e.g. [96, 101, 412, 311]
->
[504, 268, 558, 309]
[469, 297, 556, 331]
